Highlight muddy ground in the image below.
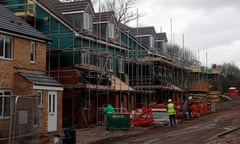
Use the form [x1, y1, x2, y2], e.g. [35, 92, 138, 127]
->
[96, 100, 240, 144]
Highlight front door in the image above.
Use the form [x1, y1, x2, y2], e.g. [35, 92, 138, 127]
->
[48, 91, 57, 132]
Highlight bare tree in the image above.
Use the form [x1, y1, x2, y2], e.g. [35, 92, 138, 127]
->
[92, 0, 144, 24]
[220, 62, 240, 78]
[218, 62, 240, 92]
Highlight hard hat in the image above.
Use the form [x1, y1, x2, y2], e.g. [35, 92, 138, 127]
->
[168, 99, 172, 102]
[188, 96, 192, 100]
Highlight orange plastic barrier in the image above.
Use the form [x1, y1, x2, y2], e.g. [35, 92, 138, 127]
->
[130, 106, 153, 127]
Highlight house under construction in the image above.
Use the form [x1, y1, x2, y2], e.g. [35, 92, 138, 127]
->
[1, 0, 221, 130]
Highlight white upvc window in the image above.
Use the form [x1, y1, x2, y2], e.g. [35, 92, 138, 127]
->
[118, 58, 124, 73]
[97, 56, 104, 69]
[84, 13, 93, 32]
[0, 90, 11, 118]
[107, 58, 113, 72]
[107, 23, 115, 39]
[150, 36, 154, 48]
[30, 41, 36, 63]
[81, 52, 89, 64]
[37, 90, 42, 108]
[0, 34, 13, 59]
[33, 90, 42, 127]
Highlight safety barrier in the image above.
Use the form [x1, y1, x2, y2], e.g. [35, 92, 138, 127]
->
[129, 106, 153, 127]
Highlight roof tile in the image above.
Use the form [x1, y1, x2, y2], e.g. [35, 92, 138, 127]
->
[0, 4, 50, 41]
[19, 72, 63, 87]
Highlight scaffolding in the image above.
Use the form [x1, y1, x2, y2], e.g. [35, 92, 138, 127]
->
[3, 0, 197, 129]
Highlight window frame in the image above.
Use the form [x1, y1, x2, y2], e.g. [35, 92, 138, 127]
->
[0, 90, 11, 119]
[97, 56, 104, 69]
[83, 12, 93, 32]
[81, 52, 89, 64]
[107, 23, 115, 39]
[107, 58, 113, 72]
[37, 90, 42, 108]
[30, 41, 36, 64]
[150, 36, 154, 48]
[118, 58, 124, 73]
[0, 34, 13, 60]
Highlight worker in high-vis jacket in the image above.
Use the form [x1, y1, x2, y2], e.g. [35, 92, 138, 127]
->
[104, 104, 115, 114]
[167, 99, 177, 127]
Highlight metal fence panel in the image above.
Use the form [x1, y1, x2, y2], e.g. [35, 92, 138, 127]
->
[9, 95, 40, 144]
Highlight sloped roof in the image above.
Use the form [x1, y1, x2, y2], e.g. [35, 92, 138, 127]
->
[0, 4, 50, 41]
[130, 26, 156, 37]
[37, 0, 82, 32]
[94, 11, 115, 23]
[53, 0, 94, 14]
[19, 72, 63, 88]
[119, 23, 132, 31]
[36, 0, 131, 49]
[156, 32, 168, 42]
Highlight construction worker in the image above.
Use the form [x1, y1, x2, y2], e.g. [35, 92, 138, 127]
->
[182, 98, 188, 119]
[104, 104, 115, 129]
[188, 96, 193, 119]
[167, 99, 177, 127]
[104, 104, 115, 114]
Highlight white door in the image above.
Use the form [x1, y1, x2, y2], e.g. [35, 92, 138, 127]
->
[48, 91, 57, 132]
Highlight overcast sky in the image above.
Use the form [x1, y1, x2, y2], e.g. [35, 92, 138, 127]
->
[128, 0, 240, 67]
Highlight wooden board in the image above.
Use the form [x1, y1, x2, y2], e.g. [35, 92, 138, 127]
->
[190, 66, 201, 72]
[111, 74, 134, 91]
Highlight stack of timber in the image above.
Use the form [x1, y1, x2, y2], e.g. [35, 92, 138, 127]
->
[187, 81, 209, 93]
[187, 81, 209, 101]
[188, 93, 208, 98]
[190, 66, 201, 72]
[208, 91, 220, 99]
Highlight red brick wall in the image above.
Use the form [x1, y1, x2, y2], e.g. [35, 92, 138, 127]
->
[14, 73, 34, 95]
[57, 91, 63, 135]
[13, 37, 46, 71]
[50, 67, 81, 84]
[0, 119, 10, 138]
[0, 59, 15, 89]
[0, 37, 46, 89]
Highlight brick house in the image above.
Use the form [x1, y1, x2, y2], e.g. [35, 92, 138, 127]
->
[0, 4, 63, 141]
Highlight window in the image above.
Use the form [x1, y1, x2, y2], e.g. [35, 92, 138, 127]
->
[37, 91, 42, 108]
[107, 58, 113, 72]
[0, 34, 13, 59]
[84, 13, 93, 32]
[137, 36, 150, 47]
[150, 36, 154, 48]
[156, 41, 163, 49]
[118, 59, 124, 73]
[30, 41, 35, 63]
[97, 56, 104, 69]
[107, 23, 115, 39]
[34, 90, 41, 127]
[65, 13, 82, 27]
[0, 90, 11, 118]
[81, 52, 89, 64]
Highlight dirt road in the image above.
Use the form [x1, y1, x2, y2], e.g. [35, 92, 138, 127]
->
[96, 101, 240, 144]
